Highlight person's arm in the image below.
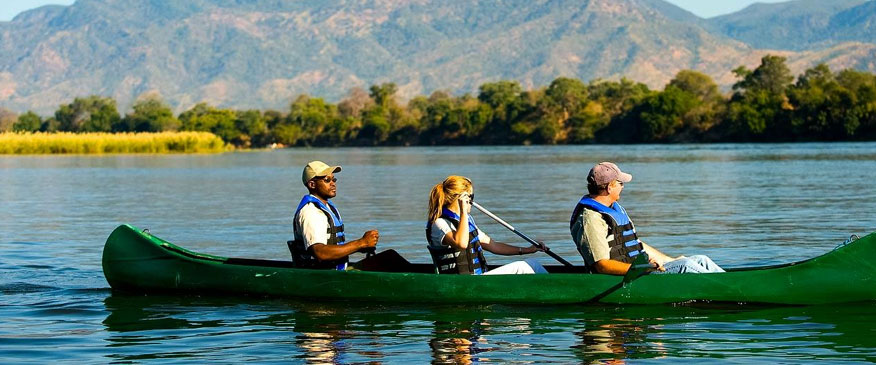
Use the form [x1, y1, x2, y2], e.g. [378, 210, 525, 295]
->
[440, 217, 471, 250]
[593, 256, 664, 275]
[593, 259, 631, 275]
[641, 242, 680, 267]
[481, 239, 540, 256]
[310, 230, 379, 261]
[441, 195, 472, 250]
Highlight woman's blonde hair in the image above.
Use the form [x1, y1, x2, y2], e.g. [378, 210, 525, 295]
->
[428, 175, 473, 223]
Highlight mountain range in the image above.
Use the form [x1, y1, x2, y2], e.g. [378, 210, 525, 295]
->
[1, 0, 875, 114]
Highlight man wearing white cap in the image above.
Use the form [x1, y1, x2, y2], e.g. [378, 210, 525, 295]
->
[570, 162, 724, 275]
[289, 160, 379, 270]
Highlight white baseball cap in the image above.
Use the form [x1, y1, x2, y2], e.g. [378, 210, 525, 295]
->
[302, 160, 342, 185]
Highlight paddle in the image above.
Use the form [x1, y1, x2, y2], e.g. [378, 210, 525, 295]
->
[471, 201, 574, 267]
[586, 251, 653, 303]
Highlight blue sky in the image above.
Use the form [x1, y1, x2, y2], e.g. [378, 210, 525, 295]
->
[1, 0, 74, 21]
[667, 0, 790, 18]
[0, 0, 791, 21]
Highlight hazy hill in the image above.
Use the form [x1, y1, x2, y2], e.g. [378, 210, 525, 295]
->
[708, 0, 874, 51]
[0, 0, 874, 114]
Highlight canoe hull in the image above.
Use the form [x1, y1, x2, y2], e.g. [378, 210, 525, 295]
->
[102, 224, 876, 305]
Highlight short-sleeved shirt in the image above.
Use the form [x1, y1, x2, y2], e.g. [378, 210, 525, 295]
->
[294, 199, 332, 250]
[571, 209, 611, 267]
[429, 217, 492, 247]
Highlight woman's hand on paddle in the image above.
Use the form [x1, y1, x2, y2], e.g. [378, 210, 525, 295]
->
[528, 241, 547, 253]
[457, 193, 472, 212]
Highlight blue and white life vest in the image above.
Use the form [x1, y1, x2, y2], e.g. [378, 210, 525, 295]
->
[570, 196, 644, 267]
[425, 208, 488, 275]
[290, 194, 347, 270]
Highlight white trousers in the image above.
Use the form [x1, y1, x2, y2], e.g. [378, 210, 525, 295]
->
[483, 258, 549, 275]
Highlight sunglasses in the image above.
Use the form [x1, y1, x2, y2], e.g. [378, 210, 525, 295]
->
[313, 176, 338, 183]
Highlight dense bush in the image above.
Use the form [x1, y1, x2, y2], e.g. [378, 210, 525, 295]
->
[16, 55, 876, 147]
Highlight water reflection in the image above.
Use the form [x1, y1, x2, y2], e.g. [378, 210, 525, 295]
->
[291, 307, 366, 364]
[294, 315, 348, 363]
[575, 320, 648, 364]
[429, 319, 490, 364]
[6, 144, 876, 363]
[99, 295, 876, 362]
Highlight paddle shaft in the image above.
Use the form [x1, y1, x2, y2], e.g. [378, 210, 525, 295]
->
[471, 202, 574, 267]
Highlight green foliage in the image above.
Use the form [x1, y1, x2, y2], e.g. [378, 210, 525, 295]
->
[477, 81, 533, 143]
[20, 60, 876, 148]
[121, 96, 180, 132]
[41, 118, 61, 133]
[478, 81, 525, 120]
[179, 103, 239, 143]
[636, 86, 699, 142]
[836, 70, 876, 138]
[54, 96, 121, 133]
[235, 110, 268, 147]
[733, 55, 794, 96]
[726, 56, 795, 140]
[13, 111, 42, 132]
[369, 83, 398, 108]
[358, 106, 392, 145]
[544, 77, 588, 116]
[358, 83, 418, 145]
[419, 92, 492, 144]
[283, 95, 341, 146]
[727, 89, 782, 139]
[667, 70, 724, 133]
[566, 102, 609, 143]
[586, 78, 652, 116]
[786, 64, 876, 140]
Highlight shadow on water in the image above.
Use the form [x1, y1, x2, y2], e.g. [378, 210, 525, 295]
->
[101, 294, 876, 363]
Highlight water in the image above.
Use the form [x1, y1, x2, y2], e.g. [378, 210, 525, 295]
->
[2, 143, 876, 363]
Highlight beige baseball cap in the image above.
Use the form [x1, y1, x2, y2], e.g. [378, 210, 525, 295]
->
[302, 160, 342, 185]
[587, 162, 632, 186]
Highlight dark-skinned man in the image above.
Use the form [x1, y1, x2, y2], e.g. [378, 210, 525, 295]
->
[570, 162, 724, 275]
[289, 161, 379, 270]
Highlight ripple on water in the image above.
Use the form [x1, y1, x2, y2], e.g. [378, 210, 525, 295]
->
[0, 282, 59, 294]
[2, 145, 876, 363]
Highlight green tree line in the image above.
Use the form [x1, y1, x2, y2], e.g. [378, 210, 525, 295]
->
[4, 55, 876, 146]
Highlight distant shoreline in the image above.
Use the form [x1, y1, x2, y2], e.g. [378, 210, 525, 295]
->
[4, 56, 875, 149]
[4, 132, 875, 156]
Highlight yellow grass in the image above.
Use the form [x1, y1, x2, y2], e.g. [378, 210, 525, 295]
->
[0, 132, 227, 154]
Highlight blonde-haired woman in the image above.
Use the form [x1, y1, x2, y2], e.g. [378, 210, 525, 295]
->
[426, 175, 548, 275]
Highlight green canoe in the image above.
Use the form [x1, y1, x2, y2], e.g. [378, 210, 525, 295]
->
[102, 224, 876, 305]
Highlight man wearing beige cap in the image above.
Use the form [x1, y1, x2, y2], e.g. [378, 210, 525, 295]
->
[289, 160, 379, 270]
[570, 162, 723, 275]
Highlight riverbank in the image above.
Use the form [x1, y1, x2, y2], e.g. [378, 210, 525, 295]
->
[0, 132, 226, 154]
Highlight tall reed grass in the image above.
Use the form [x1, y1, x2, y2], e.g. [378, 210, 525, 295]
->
[0, 132, 226, 154]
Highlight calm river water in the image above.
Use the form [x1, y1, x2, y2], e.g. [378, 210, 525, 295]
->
[2, 144, 876, 363]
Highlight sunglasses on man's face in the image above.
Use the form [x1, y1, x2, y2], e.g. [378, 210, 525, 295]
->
[313, 176, 337, 183]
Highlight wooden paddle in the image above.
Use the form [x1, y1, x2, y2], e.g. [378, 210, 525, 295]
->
[471, 201, 574, 267]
